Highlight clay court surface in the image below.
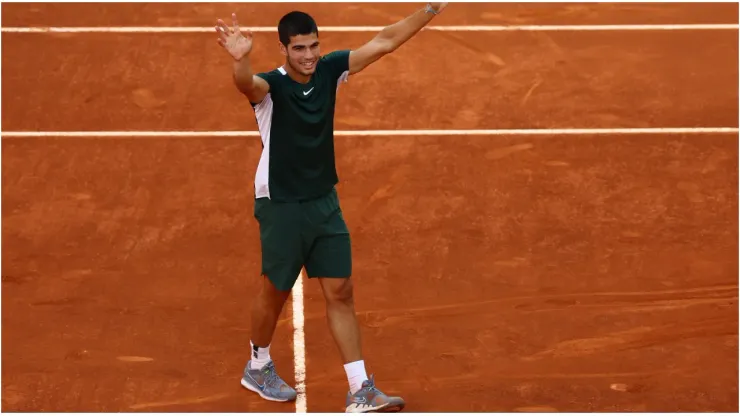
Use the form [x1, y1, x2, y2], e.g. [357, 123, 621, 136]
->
[2, 2, 739, 413]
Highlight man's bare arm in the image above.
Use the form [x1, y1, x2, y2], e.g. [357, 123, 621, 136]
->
[217, 13, 270, 103]
[349, 3, 447, 75]
[233, 58, 270, 104]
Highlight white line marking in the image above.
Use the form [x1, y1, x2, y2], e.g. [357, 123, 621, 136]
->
[0, 24, 737, 34]
[292, 270, 307, 413]
[2, 128, 738, 138]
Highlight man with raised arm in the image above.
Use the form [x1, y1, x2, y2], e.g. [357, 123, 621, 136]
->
[215, 3, 448, 412]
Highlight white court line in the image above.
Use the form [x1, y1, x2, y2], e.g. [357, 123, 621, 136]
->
[292, 270, 307, 413]
[0, 23, 738, 33]
[2, 128, 738, 138]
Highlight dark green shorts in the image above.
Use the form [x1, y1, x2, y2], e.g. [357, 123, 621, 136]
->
[253, 187, 352, 291]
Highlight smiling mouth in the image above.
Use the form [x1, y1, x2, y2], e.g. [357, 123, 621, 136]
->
[300, 61, 316, 70]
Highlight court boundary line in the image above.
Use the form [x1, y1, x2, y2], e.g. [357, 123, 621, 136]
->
[292, 270, 307, 413]
[1, 23, 738, 33]
[3, 128, 738, 138]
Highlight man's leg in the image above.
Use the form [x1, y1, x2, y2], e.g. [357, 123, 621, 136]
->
[311, 254, 405, 413]
[318, 276, 364, 378]
[249, 275, 292, 365]
[241, 197, 302, 403]
[304, 189, 405, 412]
[318, 277, 362, 363]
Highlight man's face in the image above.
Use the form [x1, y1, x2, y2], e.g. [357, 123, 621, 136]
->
[281, 33, 320, 76]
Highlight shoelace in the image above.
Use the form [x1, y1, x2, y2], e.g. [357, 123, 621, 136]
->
[359, 381, 381, 395]
[363, 375, 376, 389]
[263, 367, 281, 386]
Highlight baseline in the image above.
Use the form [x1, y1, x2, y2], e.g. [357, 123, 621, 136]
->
[3, 128, 738, 138]
[1, 23, 738, 34]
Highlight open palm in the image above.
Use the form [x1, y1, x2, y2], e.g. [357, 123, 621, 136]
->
[216, 13, 253, 61]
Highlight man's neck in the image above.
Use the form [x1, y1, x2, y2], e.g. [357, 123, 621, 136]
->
[284, 64, 312, 84]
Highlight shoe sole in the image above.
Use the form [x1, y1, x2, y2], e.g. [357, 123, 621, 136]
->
[346, 401, 406, 413]
[240, 378, 296, 402]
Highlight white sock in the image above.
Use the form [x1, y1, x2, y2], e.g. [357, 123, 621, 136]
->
[249, 341, 272, 370]
[344, 360, 368, 395]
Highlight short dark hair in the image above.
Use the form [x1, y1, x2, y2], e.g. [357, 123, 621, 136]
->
[278, 11, 318, 46]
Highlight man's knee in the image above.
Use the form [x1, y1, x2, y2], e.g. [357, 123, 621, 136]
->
[256, 274, 293, 310]
[320, 277, 354, 304]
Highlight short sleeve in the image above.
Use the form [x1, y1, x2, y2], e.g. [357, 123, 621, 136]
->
[320, 49, 351, 81]
[255, 71, 278, 90]
[250, 70, 280, 107]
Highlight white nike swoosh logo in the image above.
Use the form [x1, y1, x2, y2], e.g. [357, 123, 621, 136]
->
[303, 88, 314, 96]
[248, 373, 265, 389]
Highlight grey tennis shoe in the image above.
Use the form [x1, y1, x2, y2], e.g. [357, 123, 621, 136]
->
[241, 360, 297, 402]
[345, 375, 405, 413]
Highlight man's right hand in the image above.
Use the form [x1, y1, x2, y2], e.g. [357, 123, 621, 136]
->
[216, 13, 253, 61]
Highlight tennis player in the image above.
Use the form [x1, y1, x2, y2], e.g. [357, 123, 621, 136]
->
[216, 3, 447, 412]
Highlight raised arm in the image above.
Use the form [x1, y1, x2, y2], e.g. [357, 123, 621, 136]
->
[216, 13, 270, 104]
[232, 57, 270, 104]
[348, 3, 447, 75]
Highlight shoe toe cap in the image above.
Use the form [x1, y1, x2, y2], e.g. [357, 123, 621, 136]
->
[277, 385, 298, 401]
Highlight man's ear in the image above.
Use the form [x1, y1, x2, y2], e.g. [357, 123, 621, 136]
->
[279, 42, 288, 57]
